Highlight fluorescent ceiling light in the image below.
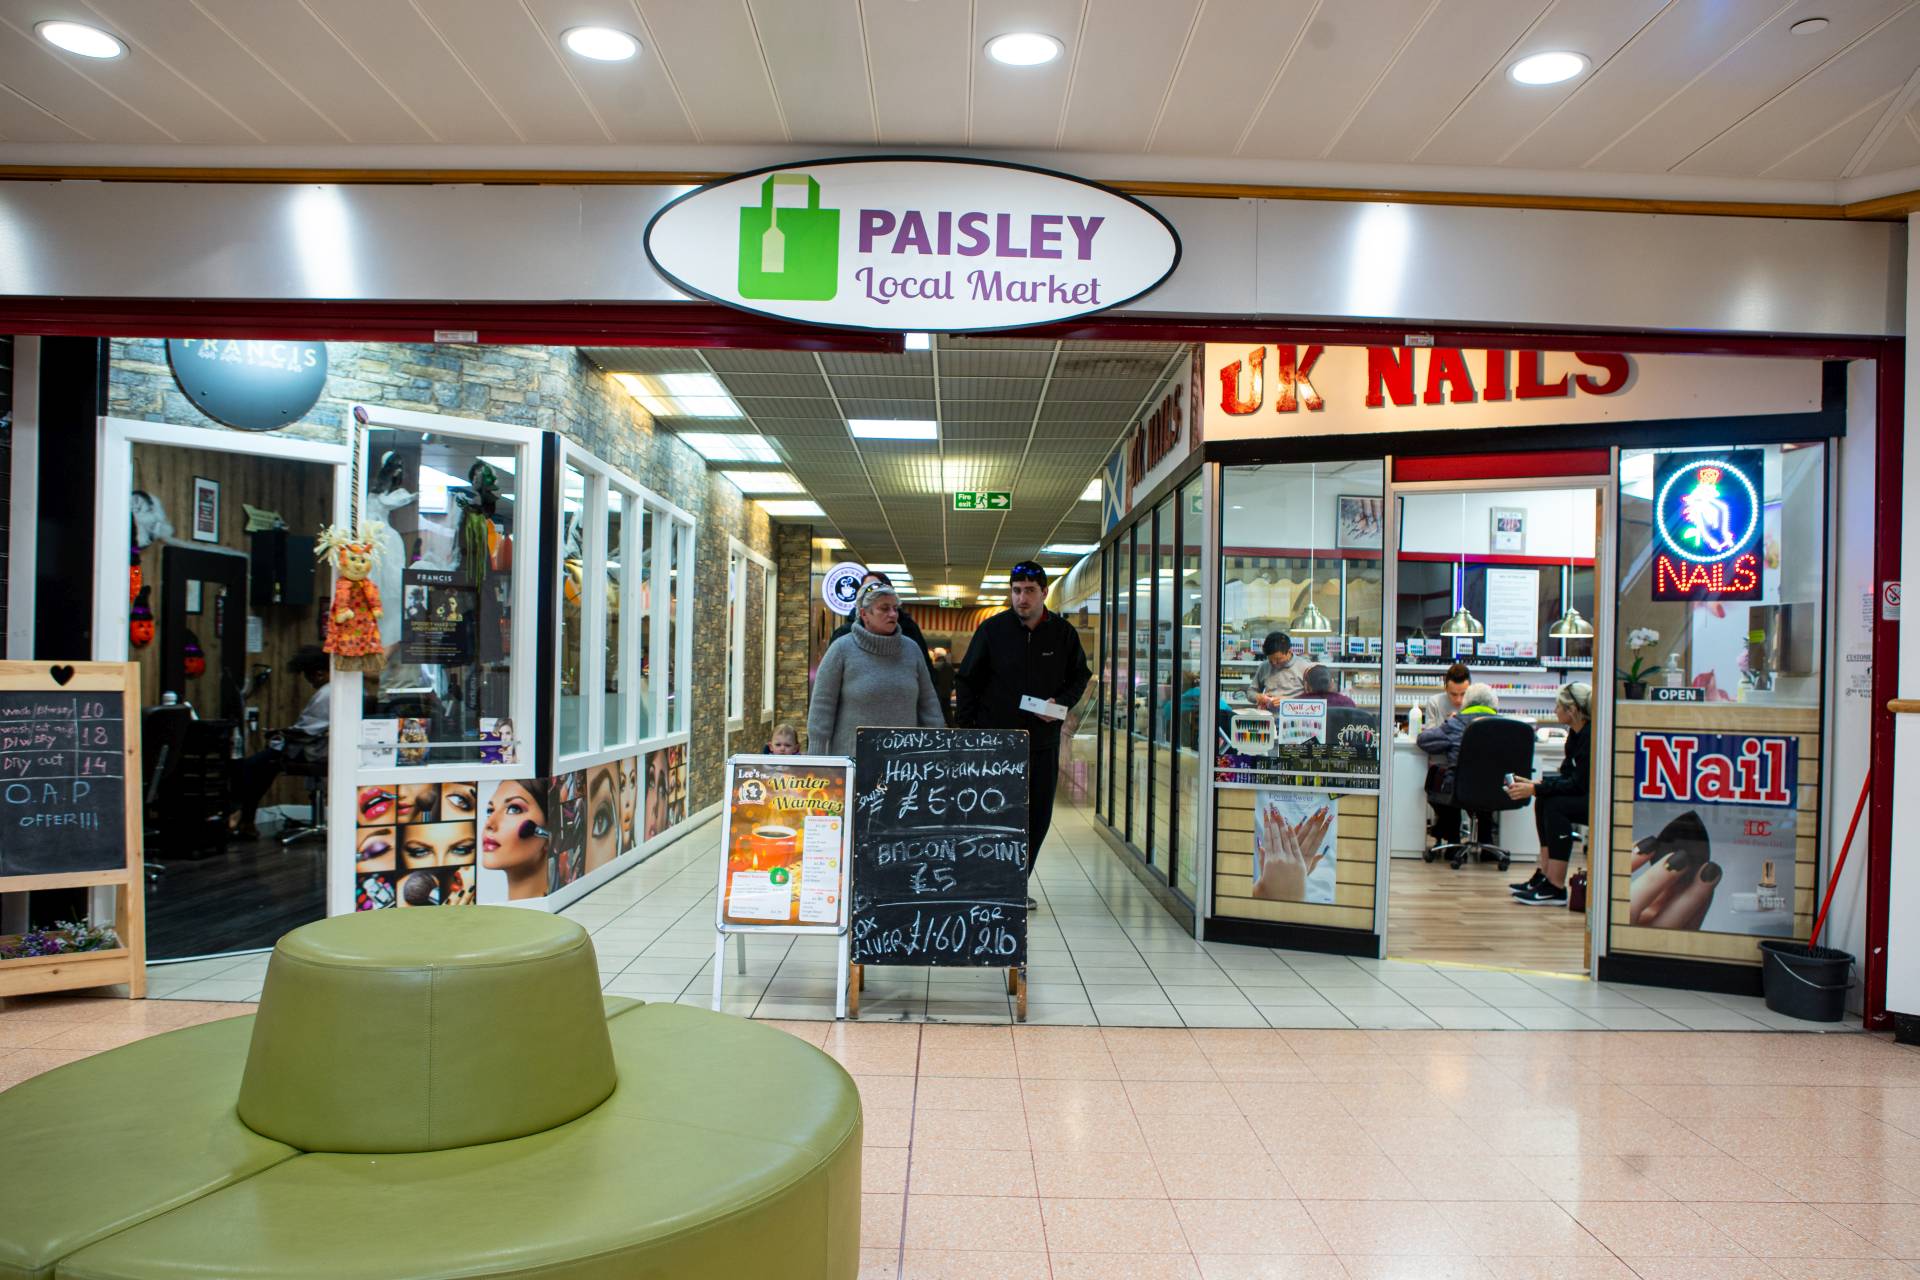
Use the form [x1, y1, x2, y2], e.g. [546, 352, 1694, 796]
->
[37, 20, 124, 58]
[611, 373, 674, 417]
[562, 26, 639, 61]
[1079, 478, 1101, 502]
[986, 32, 1062, 66]
[812, 537, 847, 549]
[849, 419, 938, 441]
[904, 332, 931, 350]
[614, 371, 740, 418]
[677, 432, 780, 463]
[1042, 542, 1096, 555]
[722, 470, 803, 494]
[1508, 51, 1588, 85]
[759, 500, 825, 519]
[661, 373, 725, 398]
[478, 454, 516, 475]
[867, 563, 909, 574]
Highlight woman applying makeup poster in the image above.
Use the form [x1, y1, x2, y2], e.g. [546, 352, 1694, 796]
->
[482, 779, 553, 902]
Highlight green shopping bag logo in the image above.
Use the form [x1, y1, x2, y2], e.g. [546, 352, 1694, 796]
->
[738, 173, 840, 301]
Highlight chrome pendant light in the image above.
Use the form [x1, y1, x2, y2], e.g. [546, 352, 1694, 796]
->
[1293, 463, 1332, 634]
[1439, 491, 1483, 638]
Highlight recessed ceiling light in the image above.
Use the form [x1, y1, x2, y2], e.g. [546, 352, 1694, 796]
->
[1042, 542, 1096, 555]
[1079, 478, 1101, 502]
[676, 432, 780, 463]
[849, 419, 938, 441]
[563, 26, 639, 61]
[1789, 17, 1830, 34]
[904, 332, 931, 350]
[1508, 51, 1588, 86]
[37, 20, 124, 59]
[722, 470, 804, 494]
[986, 32, 1062, 66]
[759, 499, 824, 520]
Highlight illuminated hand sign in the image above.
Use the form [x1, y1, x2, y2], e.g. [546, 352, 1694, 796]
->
[1652, 452, 1763, 602]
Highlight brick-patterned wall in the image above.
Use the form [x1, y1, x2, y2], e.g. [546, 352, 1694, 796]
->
[773, 523, 812, 731]
[108, 339, 772, 814]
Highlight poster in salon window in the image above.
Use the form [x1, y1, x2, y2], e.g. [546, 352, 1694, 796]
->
[1250, 788, 1337, 904]
[1628, 732, 1798, 937]
[1482, 568, 1539, 660]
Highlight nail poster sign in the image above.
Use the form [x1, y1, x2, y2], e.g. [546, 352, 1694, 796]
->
[1250, 788, 1337, 905]
[1628, 732, 1798, 937]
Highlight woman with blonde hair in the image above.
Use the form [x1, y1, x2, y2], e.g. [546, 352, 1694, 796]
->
[1505, 682, 1593, 907]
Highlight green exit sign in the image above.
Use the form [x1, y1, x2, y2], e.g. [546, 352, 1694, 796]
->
[953, 490, 1012, 511]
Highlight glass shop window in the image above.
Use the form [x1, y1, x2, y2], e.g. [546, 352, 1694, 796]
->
[603, 486, 629, 749]
[667, 522, 687, 735]
[636, 504, 654, 738]
[557, 463, 589, 757]
[362, 430, 522, 767]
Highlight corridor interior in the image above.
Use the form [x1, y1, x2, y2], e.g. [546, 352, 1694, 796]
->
[146, 800, 1836, 1032]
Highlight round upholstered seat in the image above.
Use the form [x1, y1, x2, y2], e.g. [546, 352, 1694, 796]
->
[237, 906, 616, 1153]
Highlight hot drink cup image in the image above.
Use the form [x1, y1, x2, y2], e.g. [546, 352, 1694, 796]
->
[750, 824, 798, 869]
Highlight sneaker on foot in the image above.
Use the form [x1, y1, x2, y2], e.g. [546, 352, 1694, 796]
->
[1025, 896, 1039, 911]
[1514, 884, 1569, 906]
[1510, 871, 1544, 893]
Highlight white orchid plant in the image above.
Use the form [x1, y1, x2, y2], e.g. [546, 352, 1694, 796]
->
[1619, 627, 1662, 684]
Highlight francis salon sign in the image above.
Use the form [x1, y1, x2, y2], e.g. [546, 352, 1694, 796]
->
[644, 158, 1180, 332]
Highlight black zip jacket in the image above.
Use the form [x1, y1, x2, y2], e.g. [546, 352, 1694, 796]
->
[1534, 721, 1591, 800]
[954, 608, 1091, 752]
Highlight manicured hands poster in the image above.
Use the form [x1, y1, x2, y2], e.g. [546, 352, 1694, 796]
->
[1628, 732, 1797, 935]
[1251, 788, 1336, 904]
[719, 757, 850, 929]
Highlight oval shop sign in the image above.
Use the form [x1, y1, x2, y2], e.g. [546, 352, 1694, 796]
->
[644, 157, 1180, 333]
[168, 338, 329, 432]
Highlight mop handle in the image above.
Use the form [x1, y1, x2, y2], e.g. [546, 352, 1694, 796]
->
[1810, 769, 1871, 950]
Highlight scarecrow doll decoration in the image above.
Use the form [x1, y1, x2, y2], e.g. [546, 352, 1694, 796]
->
[317, 521, 386, 673]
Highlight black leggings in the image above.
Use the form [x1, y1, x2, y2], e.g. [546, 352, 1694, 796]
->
[1534, 793, 1588, 862]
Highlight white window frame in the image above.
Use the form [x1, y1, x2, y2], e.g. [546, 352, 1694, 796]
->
[726, 537, 776, 733]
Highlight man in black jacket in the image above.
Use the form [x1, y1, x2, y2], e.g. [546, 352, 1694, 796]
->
[955, 560, 1091, 904]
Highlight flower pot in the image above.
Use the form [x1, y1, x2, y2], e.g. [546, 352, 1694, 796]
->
[1622, 681, 1647, 700]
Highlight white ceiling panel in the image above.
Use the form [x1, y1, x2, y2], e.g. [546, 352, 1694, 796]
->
[969, 0, 1080, 148]
[413, 0, 608, 144]
[301, 0, 519, 143]
[192, 0, 435, 143]
[1328, 0, 1551, 163]
[855, 0, 970, 145]
[746, 0, 875, 145]
[1238, 0, 1432, 161]
[1148, 0, 1317, 155]
[1864, 110, 1920, 171]
[520, 0, 695, 143]
[0, 14, 159, 140]
[1762, 93, 1893, 179]
[0, 80, 83, 139]
[1056, 0, 1198, 153]
[633, 0, 785, 143]
[1678, 4, 1920, 175]
[1414, 0, 1669, 166]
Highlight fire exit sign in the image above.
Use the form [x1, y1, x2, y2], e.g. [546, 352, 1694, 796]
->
[953, 491, 1012, 511]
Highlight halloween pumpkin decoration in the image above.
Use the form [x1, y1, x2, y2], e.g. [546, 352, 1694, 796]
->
[128, 540, 143, 604]
[182, 631, 206, 679]
[317, 522, 386, 673]
[129, 586, 155, 648]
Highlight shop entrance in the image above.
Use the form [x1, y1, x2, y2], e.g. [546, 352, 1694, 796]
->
[1382, 471, 1610, 976]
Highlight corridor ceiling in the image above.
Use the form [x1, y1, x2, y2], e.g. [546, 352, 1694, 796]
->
[2, 1, 1919, 188]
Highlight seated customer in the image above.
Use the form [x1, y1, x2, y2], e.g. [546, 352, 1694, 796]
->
[1423, 662, 1471, 726]
[1247, 631, 1304, 708]
[1505, 682, 1593, 906]
[229, 646, 331, 841]
[1303, 663, 1356, 708]
[1415, 681, 1500, 849]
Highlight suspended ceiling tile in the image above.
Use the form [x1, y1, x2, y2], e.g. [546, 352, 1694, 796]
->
[1414, 0, 1670, 167]
[824, 373, 936, 401]
[941, 402, 1036, 423]
[716, 370, 833, 398]
[837, 396, 939, 419]
[1148, 0, 1317, 154]
[1501, 0, 1780, 171]
[1328, 0, 1550, 163]
[1237, 0, 1433, 161]
[862, 0, 971, 145]
[940, 377, 1046, 404]
[1052, 347, 1180, 378]
[938, 350, 1057, 379]
[300, 0, 521, 142]
[411, 0, 608, 143]
[1058, 0, 1199, 152]
[818, 350, 934, 376]
[1676, 5, 1920, 176]
[746, 0, 875, 144]
[701, 349, 826, 374]
[969, 0, 1079, 148]
[519, 0, 695, 143]
[578, 346, 710, 373]
[634, 0, 785, 144]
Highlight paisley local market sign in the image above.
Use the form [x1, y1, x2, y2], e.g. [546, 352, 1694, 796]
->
[644, 157, 1180, 332]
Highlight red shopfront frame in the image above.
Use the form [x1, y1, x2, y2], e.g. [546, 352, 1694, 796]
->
[2, 297, 1899, 1030]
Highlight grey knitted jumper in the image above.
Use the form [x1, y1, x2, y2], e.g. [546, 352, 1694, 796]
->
[806, 620, 945, 757]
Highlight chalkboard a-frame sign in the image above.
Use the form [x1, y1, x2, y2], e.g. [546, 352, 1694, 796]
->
[0, 662, 147, 999]
[849, 726, 1030, 1020]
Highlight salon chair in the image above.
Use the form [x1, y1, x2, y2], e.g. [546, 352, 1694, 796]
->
[1427, 715, 1535, 872]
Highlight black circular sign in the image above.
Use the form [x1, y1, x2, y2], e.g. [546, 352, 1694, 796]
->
[167, 338, 328, 432]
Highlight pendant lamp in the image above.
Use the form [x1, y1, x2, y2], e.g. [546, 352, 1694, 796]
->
[1548, 493, 1594, 638]
[1293, 464, 1332, 634]
[1438, 492, 1483, 638]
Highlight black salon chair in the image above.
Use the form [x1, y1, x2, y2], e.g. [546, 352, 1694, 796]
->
[1428, 716, 1535, 871]
[143, 714, 235, 863]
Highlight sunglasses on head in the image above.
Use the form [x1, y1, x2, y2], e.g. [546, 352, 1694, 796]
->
[1010, 562, 1044, 579]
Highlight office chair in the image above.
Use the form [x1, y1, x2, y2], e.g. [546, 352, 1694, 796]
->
[278, 732, 328, 847]
[1427, 715, 1535, 871]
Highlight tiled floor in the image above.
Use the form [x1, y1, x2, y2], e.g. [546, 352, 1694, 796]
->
[140, 800, 1858, 1032]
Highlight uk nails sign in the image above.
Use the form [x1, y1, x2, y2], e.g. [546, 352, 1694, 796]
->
[1634, 733, 1796, 808]
[1213, 345, 1631, 418]
[644, 157, 1180, 333]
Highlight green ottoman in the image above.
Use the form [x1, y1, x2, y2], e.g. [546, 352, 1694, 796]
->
[0, 908, 861, 1280]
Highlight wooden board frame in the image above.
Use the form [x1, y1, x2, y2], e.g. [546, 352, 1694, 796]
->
[0, 660, 146, 998]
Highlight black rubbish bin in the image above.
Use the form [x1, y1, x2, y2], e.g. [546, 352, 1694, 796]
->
[1758, 941, 1853, 1023]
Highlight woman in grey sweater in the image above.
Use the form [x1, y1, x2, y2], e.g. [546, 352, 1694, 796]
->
[808, 581, 945, 756]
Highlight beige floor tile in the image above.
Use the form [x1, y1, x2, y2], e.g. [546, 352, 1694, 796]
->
[1563, 1200, 1750, 1258]
[918, 1046, 1018, 1078]
[1124, 1079, 1243, 1115]
[1033, 1148, 1166, 1198]
[1335, 1260, 1496, 1280]
[1153, 1151, 1295, 1201]
[1041, 1197, 1189, 1252]
[0, 1048, 92, 1089]
[907, 1147, 1037, 1197]
[913, 1075, 1023, 1111]
[1024, 1109, 1148, 1153]
[862, 1105, 915, 1148]
[1140, 1112, 1266, 1158]
[1049, 1253, 1203, 1279]
[1636, 1155, 1795, 1202]
[1273, 1152, 1418, 1201]
[903, 1194, 1045, 1251]
[1192, 1257, 1349, 1279]
[910, 1108, 1031, 1151]
[863, 1192, 905, 1250]
[918, 1025, 1015, 1050]
[1386, 1154, 1548, 1200]
[1614, 1261, 1778, 1280]
[1817, 1203, 1920, 1261]
[851, 1073, 918, 1110]
[1700, 1201, 1888, 1259]
[1509, 1154, 1674, 1201]
[864, 1145, 910, 1193]
[1758, 1260, 1920, 1279]
[1441, 1201, 1608, 1256]
[1015, 1050, 1120, 1080]
[857, 1245, 899, 1280]
[1762, 1158, 1920, 1204]
[1207, 1053, 1321, 1082]
[1300, 1200, 1468, 1256]
[898, 1249, 1050, 1279]
[1173, 1198, 1327, 1254]
[1020, 1078, 1119, 1112]
[1479, 1259, 1639, 1279]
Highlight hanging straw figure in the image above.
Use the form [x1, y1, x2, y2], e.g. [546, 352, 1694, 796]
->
[317, 521, 387, 673]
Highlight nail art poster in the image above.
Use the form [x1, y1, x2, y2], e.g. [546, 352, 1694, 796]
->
[1629, 732, 1798, 936]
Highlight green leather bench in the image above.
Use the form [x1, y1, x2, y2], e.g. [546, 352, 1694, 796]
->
[0, 908, 862, 1280]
